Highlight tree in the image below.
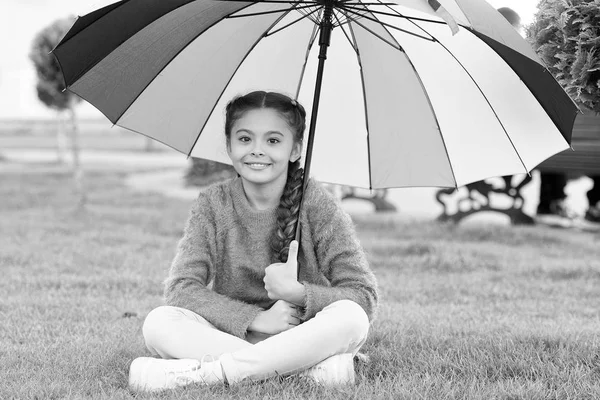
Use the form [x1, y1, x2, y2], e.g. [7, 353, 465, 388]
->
[30, 16, 87, 208]
[527, 0, 600, 113]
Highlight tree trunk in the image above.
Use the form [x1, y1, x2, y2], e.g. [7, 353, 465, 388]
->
[144, 136, 155, 152]
[55, 111, 68, 164]
[67, 104, 87, 209]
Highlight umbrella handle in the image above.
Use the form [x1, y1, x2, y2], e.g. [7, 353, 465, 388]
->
[294, 0, 335, 280]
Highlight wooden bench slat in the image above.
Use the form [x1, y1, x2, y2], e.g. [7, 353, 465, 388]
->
[537, 110, 600, 173]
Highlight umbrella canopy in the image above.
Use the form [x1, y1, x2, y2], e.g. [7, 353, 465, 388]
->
[53, 0, 579, 189]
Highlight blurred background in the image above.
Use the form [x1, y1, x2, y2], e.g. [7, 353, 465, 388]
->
[0, 0, 595, 221]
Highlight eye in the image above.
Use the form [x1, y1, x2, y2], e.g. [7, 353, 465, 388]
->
[267, 138, 280, 144]
[238, 136, 251, 143]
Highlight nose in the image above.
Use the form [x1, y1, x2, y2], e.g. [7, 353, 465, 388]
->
[250, 145, 264, 157]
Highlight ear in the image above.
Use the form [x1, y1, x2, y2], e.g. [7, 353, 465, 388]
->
[290, 142, 302, 163]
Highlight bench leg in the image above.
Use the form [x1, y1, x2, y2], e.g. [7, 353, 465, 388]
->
[436, 175, 535, 225]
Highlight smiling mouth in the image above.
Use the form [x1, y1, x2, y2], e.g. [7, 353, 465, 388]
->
[245, 162, 271, 169]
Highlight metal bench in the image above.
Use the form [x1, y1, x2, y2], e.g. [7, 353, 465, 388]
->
[436, 109, 600, 224]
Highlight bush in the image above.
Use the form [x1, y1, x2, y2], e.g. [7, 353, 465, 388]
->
[527, 0, 600, 112]
[184, 158, 237, 187]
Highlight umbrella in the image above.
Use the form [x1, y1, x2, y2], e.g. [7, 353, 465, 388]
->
[52, 0, 578, 193]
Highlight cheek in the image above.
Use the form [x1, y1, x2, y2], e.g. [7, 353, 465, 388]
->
[228, 142, 243, 157]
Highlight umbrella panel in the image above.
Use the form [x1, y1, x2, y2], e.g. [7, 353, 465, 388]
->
[349, 13, 456, 188]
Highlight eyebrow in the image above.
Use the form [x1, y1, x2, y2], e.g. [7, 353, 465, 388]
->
[234, 129, 284, 137]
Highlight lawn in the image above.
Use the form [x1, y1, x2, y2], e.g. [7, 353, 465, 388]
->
[1, 167, 599, 399]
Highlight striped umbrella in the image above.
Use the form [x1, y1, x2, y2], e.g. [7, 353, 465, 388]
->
[53, 0, 579, 191]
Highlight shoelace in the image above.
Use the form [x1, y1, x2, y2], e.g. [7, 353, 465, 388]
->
[165, 361, 201, 387]
[198, 354, 221, 384]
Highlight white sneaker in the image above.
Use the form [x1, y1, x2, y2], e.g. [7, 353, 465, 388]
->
[128, 357, 224, 392]
[299, 353, 355, 385]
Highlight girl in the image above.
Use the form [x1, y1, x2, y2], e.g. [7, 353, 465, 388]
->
[128, 91, 378, 391]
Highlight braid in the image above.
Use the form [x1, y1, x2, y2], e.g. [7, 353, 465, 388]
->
[271, 161, 304, 263]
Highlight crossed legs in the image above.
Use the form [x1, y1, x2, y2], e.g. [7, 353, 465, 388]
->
[142, 300, 369, 384]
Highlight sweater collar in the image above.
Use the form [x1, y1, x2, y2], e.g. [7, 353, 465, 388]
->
[230, 177, 278, 226]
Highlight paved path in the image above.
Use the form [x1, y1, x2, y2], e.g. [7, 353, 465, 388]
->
[2, 148, 595, 223]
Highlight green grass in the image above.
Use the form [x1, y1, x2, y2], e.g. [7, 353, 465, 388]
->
[1, 169, 600, 399]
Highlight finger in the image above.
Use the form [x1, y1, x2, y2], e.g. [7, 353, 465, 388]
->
[286, 240, 299, 264]
[287, 303, 300, 315]
[288, 316, 301, 326]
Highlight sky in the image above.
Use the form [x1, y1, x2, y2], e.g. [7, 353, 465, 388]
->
[0, 0, 540, 119]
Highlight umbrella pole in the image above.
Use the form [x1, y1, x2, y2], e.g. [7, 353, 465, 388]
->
[294, 1, 334, 274]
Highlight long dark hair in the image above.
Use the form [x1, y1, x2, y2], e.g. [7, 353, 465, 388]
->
[224, 91, 306, 263]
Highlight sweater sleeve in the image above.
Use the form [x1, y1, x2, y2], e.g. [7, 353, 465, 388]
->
[299, 184, 379, 322]
[163, 191, 262, 339]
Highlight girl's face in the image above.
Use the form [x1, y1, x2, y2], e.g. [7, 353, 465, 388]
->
[227, 108, 301, 190]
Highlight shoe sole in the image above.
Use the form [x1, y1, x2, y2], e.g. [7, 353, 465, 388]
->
[128, 357, 202, 392]
[300, 353, 355, 385]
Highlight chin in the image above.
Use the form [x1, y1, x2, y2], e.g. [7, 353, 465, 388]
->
[238, 170, 272, 184]
[240, 168, 288, 187]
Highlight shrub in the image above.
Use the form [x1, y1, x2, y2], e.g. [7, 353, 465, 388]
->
[527, 0, 600, 112]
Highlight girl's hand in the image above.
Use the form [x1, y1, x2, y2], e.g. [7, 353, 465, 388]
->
[264, 241, 306, 305]
[248, 300, 300, 335]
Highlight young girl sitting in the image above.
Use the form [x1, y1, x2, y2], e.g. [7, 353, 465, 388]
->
[128, 91, 379, 391]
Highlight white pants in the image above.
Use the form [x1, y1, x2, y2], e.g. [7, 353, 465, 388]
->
[142, 300, 369, 384]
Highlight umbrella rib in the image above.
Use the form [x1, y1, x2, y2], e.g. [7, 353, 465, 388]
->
[228, 3, 317, 18]
[401, 17, 531, 174]
[344, 2, 398, 5]
[342, 4, 448, 26]
[294, 13, 321, 99]
[376, 1, 468, 29]
[346, 21, 374, 190]
[333, 11, 358, 53]
[265, 6, 322, 37]
[212, 0, 319, 3]
[186, 7, 297, 158]
[359, 1, 458, 26]
[338, 6, 435, 42]
[338, 9, 402, 51]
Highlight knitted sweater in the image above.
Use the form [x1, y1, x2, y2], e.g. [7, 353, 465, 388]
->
[164, 177, 379, 339]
